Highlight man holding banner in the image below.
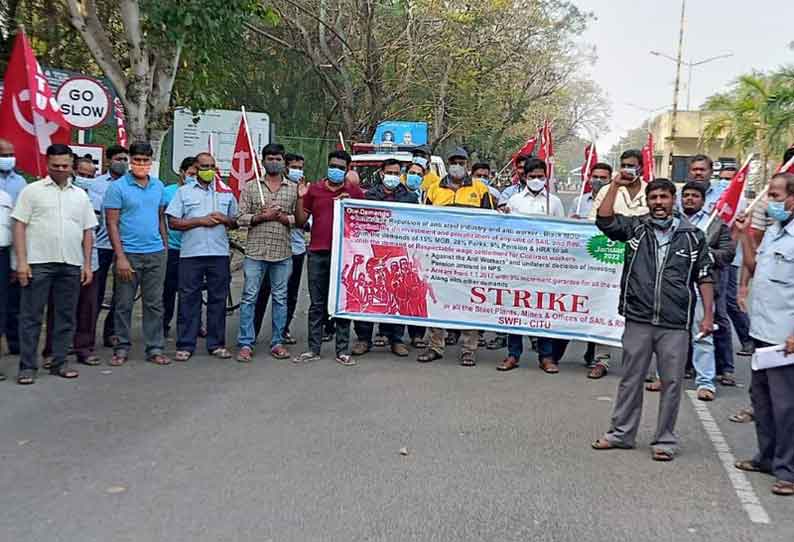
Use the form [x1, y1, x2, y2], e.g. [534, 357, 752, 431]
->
[592, 178, 714, 461]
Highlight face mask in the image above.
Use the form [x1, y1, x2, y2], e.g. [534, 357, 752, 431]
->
[184, 175, 197, 185]
[383, 174, 401, 190]
[73, 175, 92, 187]
[130, 163, 152, 178]
[650, 216, 674, 230]
[287, 168, 304, 182]
[197, 169, 216, 183]
[264, 162, 284, 176]
[327, 167, 346, 184]
[591, 180, 607, 195]
[406, 173, 422, 191]
[413, 156, 428, 169]
[717, 179, 730, 191]
[767, 200, 791, 222]
[527, 178, 546, 192]
[448, 164, 466, 179]
[0, 156, 15, 172]
[109, 161, 128, 177]
[621, 167, 639, 179]
[475, 177, 491, 186]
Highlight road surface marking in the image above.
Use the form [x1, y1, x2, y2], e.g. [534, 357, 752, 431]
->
[687, 391, 770, 524]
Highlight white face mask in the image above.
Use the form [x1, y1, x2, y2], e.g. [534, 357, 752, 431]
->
[527, 178, 546, 192]
[0, 156, 15, 172]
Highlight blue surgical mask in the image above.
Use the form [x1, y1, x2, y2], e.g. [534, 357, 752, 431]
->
[475, 177, 491, 186]
[73, 176, 92, 189]
[287, 168, 304, 182]
[717, 179, 730, 191]
[184, 175, 197, 185]
[406, 173, 422, 191]
[383, 174, 401, 190]
[327, 167, 346, 184]
[0, 156, 15, 172]
[767, 200, 791, 222]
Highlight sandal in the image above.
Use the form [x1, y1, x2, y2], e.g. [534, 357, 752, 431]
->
[283, 333, 297, 346]
[735, 459, 768, 473]
[50, 366, 79, 379]
[147, 354, 172, 366]
[174, 350, 192, 362]
[41, 357, 53, 370]
[78, 355, 101, 366]
[411, 338, 428, 349]
[645, 380, 662, 392]
[109, 353, 128, 366]
[293, 351, 321, 364]
[445, 333, 459, 346]
[588, 363, 608, 379]
[539, 358, 559, 374]
[336, 354, 357, 366]
[496, 356, 520, 371]
[460, 352, 476, 367]
[720, 374, 737, 387]
[372, 335, 388, 348]
[729, 407, 754, 423]
[16, 373, 35, 385]
[652, 449, 674, 462]
[237, 346, 253, 363]
[417, 349, 442, 363]
[771, 480, 794, 496]
[591, 438, 632, 450]
[271, 345, 291, 359]
[210, 347, 232, 359]
[697, 388, 715, 401]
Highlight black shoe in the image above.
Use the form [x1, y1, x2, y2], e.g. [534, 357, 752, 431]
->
[685, 369, 695, 380]
[486, 335, 507, 350]
[738, 342, 755, 356]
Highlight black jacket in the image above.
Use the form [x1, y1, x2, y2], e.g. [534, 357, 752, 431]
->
[365, 183, 419, 204]
[596, 212, 713, 330]
[701, 216, 736, 286]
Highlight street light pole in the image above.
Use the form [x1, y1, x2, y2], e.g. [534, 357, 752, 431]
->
[669, 0, 686, 176]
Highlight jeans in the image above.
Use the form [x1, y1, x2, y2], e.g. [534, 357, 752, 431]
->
[725, 265, 751, 345]
[177, 256, 229, 353]
[254, 252, 305, 339]
[691, 299, 716, 392]
[239, 257, 292, 349]
[307, 251, 350, 356]
[714, 275, 734, 375]
[43, 278, 99, 360]
[0, 247, 9, 357]
[538, 337, 569, 362]
[163, 248, 181, 336]
[95, 247, 115, 343]
[19, 263, 81, 373]
[4, 276, 20, 354]
[113, 251, 167, 357]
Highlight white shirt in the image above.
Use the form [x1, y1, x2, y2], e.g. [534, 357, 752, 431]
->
[569, 193, 594, 219]
[11, 177, 98, 267]
[506, 188, 565, 217]
[588, 182, 649, 219]
[0, 189, 12, 247]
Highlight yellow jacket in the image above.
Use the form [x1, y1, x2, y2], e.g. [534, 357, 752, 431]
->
[425, 176, 495, 209]
[420, 170, 441, 193]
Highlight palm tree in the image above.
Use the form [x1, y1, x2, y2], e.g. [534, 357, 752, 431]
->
[702, 70, 794, 187]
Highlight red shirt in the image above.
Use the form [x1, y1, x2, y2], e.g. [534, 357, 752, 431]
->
[304, 179, 364, 252]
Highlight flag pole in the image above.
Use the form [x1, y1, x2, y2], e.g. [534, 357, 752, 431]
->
[575, 143, 595, 217]
[731, 153, 794, 219]
[241, 106, 265, 207]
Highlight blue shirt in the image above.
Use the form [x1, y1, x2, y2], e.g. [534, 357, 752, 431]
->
[165, 181, 238, 258]
[103, 173, 167, 254]
[162, 183, 183, 250]
[0, 170, 27, 204]
[498, 184, 521, 207]
[76, 173, 114, 250]
[749, 219, 794, 345]
[677, 181, 726, 214]
[290, 227, 306, 255]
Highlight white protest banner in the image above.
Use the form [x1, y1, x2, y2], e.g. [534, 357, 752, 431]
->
[328, 200, 626, 347]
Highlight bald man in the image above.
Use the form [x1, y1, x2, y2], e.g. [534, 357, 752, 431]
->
[0, 139, 26, 355]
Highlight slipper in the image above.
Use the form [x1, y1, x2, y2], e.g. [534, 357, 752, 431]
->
[336, 354, 357, 366]
[459, 352, 476, 367]
[16, 374, 35, 385]
[729, 407, 754, 423]
[50, 366, 79, 379]
[735, 459, 770, 473]
[771, 480, 794, 496]
[174, 350, 192, 362]
[591, 438, 632, 450]
[147, 354, 172, 366]
[646, 380, 662, 392]
[210, 347, 232, 359]
[539, 359, 559, 374]
[271, 345, 291, 359]
[293, 351, 321, 364]
[109, 353, 128, 367]
[78, 355, 102, 366]
[417, 349, 442, 363]
[652, 449, 674, 462]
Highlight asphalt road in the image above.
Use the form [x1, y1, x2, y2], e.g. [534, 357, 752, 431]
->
[1, 292, 792, 542]
[1, 195, 791, 541]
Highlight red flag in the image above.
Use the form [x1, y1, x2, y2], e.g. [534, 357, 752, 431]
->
[714, 157, 751, 224]
[642, 132, 655, 182]
[774, 149, 794, 174]
[0, 30, 70, 176]
[226, 116, 259, 200]
[537, 120, 555, 190]
[113, 97, 128, 148]
[514, 136, 537, 160]
[581, 143, 598, 193]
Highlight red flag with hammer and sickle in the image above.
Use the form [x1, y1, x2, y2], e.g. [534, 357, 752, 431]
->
[226, 115, 261, 200]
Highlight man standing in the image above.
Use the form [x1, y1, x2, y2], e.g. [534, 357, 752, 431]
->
[570, 163, 612, 220]
[167, 152, 237, 361]
[104, 142, 170, 366]
[254, 153, 308, 345]
[591, 178, 713, 461]
[413, 145, 440, 196]
[680, 182, 735, 400]
[351, 158, 418, 359]
[0, 138, 28, 355]
[237, 144, 307, 362]
[499, 158, 566, 373]
[296, 150, 364, 366]
[734, 172, 794, 496]
[418, 150, 493, 366]
[12, 144, 97, 385]
[87, 145, 129, 347]
[162, 156, 198, 338]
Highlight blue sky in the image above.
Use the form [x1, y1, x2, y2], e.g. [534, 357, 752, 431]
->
[575, 0, 794, 149]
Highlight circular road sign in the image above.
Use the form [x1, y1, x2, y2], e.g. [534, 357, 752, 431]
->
[56, 76, 111, 129]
